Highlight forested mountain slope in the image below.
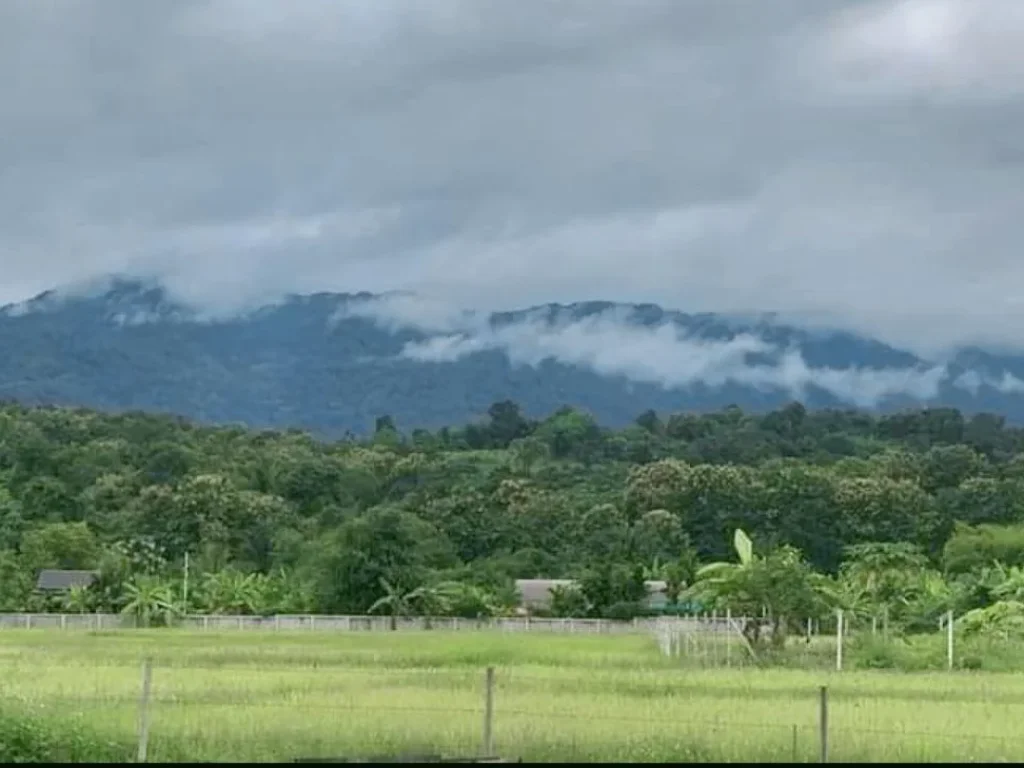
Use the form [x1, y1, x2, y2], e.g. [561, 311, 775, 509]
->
[5, 278, 1024, 435]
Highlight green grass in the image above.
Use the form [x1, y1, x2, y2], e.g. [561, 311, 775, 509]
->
[2, 629, 1024, 762]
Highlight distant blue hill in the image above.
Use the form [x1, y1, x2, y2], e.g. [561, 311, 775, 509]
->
[3, 277, 1024, 436]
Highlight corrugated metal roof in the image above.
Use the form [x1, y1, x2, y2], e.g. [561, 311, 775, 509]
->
[35, 569, 99, 591]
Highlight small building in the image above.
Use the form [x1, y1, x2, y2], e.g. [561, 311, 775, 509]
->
[515, 578, 669, 613]
[515, 579, 575, 612]
[35, 569, 99, 593]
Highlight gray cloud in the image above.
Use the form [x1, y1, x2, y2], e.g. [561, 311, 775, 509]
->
[343, 294, 1024, 407]
[2, 0, 1024, 354]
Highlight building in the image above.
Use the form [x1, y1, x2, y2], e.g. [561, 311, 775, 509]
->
[515, 578, 669, 613]
[34, 569, 99, 593]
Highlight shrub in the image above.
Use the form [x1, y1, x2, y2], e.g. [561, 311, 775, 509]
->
[0, 708, 131, 763]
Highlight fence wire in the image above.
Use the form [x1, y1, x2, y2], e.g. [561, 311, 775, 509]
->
[4, 663, 1024, 763]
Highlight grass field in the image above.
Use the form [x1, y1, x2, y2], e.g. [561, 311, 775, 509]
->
[2, 629, 1024, 762]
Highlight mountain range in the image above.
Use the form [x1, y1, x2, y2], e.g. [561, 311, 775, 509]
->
[3, 277, 1024, 436]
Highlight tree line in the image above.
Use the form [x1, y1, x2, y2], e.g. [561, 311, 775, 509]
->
[4, 399, 1024, 643]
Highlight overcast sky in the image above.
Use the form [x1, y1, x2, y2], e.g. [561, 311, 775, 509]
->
[3, 0, 1024, 353]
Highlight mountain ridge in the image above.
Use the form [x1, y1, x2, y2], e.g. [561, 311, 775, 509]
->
[3, 277, 1024, 436]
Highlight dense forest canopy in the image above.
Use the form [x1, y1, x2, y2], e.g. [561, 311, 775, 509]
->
[4, 398, 1024, 636]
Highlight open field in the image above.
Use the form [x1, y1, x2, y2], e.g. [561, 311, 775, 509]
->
[3, 630, 1024, 762]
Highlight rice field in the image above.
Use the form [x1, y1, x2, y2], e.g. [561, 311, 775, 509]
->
[2, 629, 1024, 762]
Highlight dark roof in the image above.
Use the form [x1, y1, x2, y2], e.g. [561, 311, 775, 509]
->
[35, 569, 99, 591]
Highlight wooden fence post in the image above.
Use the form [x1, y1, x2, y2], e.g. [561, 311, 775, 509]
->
[482, 667, 495, 757]
[835, 609, 843, 672]
[818, 685, 829, 763]
[137, 658, 153, 763]
[725, 609, 732, 667]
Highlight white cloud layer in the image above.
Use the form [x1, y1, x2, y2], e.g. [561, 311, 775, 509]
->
[343, 295, 1024, 407]
[2, 1, 1024, 354]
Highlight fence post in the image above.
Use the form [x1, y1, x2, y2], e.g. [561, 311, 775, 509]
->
[482, 667, 495, 757]
[60, 614, 66, 631]
[835, 609, 843, 672]
[711, 611, 719, 666]
[726, 609, 732, 667]
[947, 609, 954, 671]
[818, 685, 829, 763]
[137, 658, 153, 763]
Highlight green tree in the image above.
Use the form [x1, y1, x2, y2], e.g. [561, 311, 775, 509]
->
[20, 522, 101, 572]
[836, 542, 931, 625]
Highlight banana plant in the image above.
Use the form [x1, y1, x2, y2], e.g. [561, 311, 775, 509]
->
[688, 529, 834, 650]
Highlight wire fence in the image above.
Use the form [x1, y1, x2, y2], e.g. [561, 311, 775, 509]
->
[0, 610, 1003, 673]
[5, 661, 1024, 762]
[0, 612, 672, 634]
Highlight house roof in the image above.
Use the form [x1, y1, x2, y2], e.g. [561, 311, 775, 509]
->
[515, 578, 668, 605]
[35, 569, 99, 591]
[515, 579, 574, 605]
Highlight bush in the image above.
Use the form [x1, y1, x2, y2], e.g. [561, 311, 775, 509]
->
[602, 601, 648, 621]
[0, 708, 131, 763]
[959, 654, 984, 670]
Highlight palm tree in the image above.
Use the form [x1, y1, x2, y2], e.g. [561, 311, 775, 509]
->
[263, 567, 315, 614]
[405, 583, 458, 629]
[424, 581, 502, 621]
[199, 569, 268, 615]
[368, 578, 415, 631]
[120, 576, 177, 628]
[62, 584, 94, 614]
[488, 582, 522, 618]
